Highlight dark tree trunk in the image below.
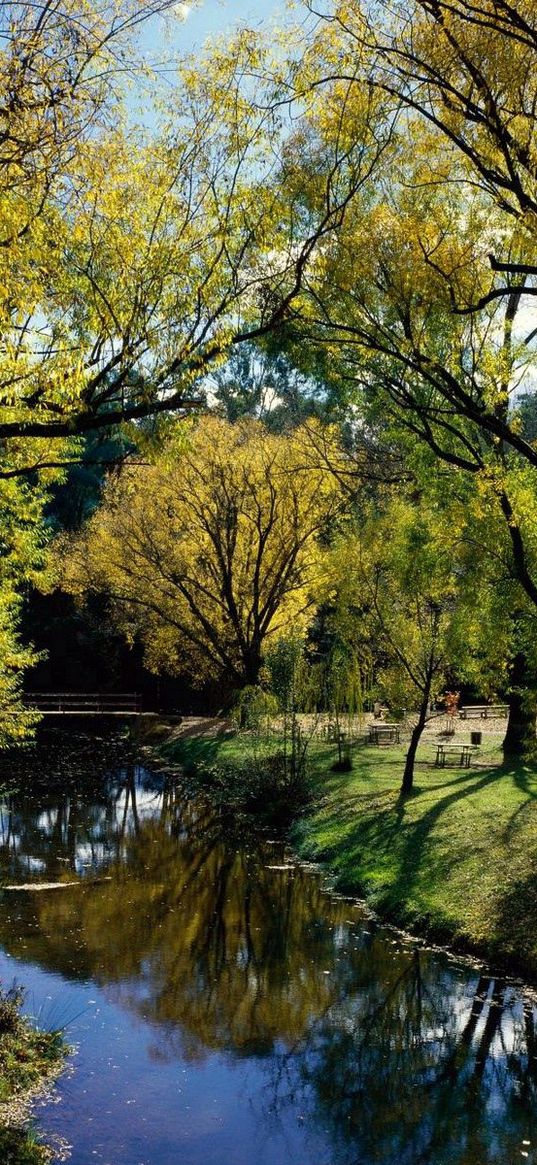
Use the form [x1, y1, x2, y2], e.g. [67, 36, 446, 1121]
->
[401, 680, 432, 796]
[243, 657, 262, 688]
[503, 651, 536, 760]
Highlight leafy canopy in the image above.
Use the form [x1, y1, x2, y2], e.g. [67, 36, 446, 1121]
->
[60, 417, 346, 687]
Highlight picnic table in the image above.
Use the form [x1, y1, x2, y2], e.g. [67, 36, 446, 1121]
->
[435, 743, 478, 768]
[368, 723, 401, 746]
[459, 704, 508, 719]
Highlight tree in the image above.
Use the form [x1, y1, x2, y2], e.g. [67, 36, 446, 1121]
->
[242, 23, 537, 760]
[0, 469, 58, 745]
[325, 493, 509, 793]
[60, 417, 344, 690]
[0, 6, 389, 471]
[266, 108, 537, 627]
[0, 2, 205, 733]
[0, 2, 202, 455]
[205, 342, 325, 430]
[243, 5, 537, 622]
[0, 3, 376, 726]
[316, 635, 367, 770]
[304, 1, 537, 285]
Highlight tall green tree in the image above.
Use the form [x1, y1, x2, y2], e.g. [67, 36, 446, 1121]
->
[248, 4, 537, 620]
[325, 491, 512, 792]
[0, 470, 59, 743]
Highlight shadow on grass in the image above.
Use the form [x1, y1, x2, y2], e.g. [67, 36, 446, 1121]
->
[391, 765, 511, 887]
[311, 759, 537, 960]
[165, 731, 537, 967]
[504, 764, 537, 839]
[491, 869, 537, 962]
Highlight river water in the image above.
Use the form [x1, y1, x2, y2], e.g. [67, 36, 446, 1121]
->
[0, 733, 536, 1165]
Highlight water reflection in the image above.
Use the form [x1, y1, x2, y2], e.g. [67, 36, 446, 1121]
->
[0, 735, 536, 1164]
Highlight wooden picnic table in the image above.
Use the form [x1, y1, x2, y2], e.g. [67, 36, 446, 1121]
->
[435, 743, 478, 768]
[459, 704, 508, 719]
[368, 723, 401, 745]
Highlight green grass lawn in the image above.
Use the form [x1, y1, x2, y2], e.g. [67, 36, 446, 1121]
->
[163, 728, 537, 978]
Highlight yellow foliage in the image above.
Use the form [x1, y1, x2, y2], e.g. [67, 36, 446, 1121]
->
[61, 417, 346, 686]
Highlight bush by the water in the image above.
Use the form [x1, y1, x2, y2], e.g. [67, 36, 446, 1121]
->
[0, 983, 66, 1165]
[183, 753, 313, 829]
[0, 1125, 53, 1165]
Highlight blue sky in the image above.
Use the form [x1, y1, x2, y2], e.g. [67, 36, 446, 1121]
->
[131, 1, 289, 123]
[144, 1, 286, 59]
[177, 1, 284, 43]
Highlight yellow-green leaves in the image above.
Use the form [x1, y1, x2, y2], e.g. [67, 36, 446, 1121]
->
[61, 417, 345, 686]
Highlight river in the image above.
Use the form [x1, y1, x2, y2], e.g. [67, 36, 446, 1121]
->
[0, 732, 536, 1165]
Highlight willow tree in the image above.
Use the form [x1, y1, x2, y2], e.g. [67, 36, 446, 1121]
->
[61, 418, 345, 689]
[324, 489, 514, 792]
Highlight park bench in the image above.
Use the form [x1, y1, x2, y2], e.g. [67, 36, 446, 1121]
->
[459, 704, 508, 719]
[368, 723, 401, 746]
[435, 743, 479, 768]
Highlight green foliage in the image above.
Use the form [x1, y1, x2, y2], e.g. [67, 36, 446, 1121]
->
[265, 635, 320, 783]
[321, 484, 522, 787]
[0, 473, 59, 747]
[0, 986, 24, 1037]
[0, 984, 64, 1100]
[180, 753, 313, 832]
[231, 685, 279, 732]
[266, 636, 306, 714]
[320, 642, 366, 767]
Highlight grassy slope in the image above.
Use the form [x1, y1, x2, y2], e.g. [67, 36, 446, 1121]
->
[300, 743, 537, 974]
[165, 729, 537, 978]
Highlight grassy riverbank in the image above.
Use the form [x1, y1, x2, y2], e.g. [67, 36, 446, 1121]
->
[0, 985, 66, 1164]
[161, 723, 537, 979]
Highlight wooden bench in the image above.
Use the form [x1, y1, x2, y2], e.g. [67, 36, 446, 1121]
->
[369, 723, 401, 746]
[459, 704, 508, 719]
[435, 744, 478, 768]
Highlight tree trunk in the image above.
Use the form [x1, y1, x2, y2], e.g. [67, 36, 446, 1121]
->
[503, 650, 536, 761]
[401, 684, 431, 796]
[242, 642, 262, 688]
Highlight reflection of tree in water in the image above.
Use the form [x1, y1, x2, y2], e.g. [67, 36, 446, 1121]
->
[0, 751, 347, 1055]
[1, 742, 537, 1164]
[0, 735, 154, 881]
[262, 952, 537, 1165]
[31, 821, 347, 1060]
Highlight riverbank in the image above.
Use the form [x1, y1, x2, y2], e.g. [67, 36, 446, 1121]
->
[158, 719, 537, 980]
[0, 985, 67, 1164]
